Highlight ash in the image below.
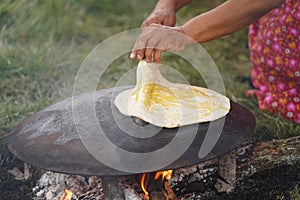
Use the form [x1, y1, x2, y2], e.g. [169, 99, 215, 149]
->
[32, 159, 219, 200]
[33, 171, 104, 200]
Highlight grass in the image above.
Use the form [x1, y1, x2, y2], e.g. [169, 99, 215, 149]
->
[0, 0, 300, 140]
[290, 184, 300, 200]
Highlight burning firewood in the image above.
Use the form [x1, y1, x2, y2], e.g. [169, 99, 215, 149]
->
[139, 170, 178, 200]
[59, 189, 72, 200]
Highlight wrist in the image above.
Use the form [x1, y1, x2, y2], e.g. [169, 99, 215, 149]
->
[177, 26, 198, 46]
[180, 24, 199, 42]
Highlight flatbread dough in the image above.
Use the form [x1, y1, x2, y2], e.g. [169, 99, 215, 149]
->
[114, 60, 230, 128]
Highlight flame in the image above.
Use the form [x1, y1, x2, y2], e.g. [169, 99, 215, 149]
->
[154, 170, 173, 181]
[141, 173, 149, 196]
[140, 170, 173, 198]
[59, 189, 72, 200]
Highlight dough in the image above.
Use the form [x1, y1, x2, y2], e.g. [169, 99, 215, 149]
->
[114, 60, 230, 128]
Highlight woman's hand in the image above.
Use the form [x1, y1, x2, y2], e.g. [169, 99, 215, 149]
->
[130, 24, 195, 63]
[141, 5, 176, 28]
[133, 0, 286, 63]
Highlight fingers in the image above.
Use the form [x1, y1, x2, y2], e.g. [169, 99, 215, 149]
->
[131, 48, 163, 63]
[129, 51, 137, 60]
[130, 33, 148, 60]
[130, 47, 163, 63]
[130, 26, 158, 62]
[142, 18, 160, 28]
[145, 48, 154, 63]
[130, 25, 191, 63]
[144, 44, 163, 63]
[131, 44, 163, 63]
[142, 8, 176, 28]
[153, 49, 163, 63]
[142, 16, 175, 28]
[130, 27, 165, 63]
[141, 12, 164, 28]
[130, 25, 165, 63]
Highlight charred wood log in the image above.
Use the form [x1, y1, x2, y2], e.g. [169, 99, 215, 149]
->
[149, 181, 178, 200]
[237, 135, 300, 179]
[215, 150, 236, 193]
[171, 136, 300, 195]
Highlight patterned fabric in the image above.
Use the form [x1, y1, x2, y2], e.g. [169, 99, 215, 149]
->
[248, 0, 300, 124]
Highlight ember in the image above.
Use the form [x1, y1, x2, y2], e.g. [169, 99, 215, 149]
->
[140, 170, 176, 200]
[59, 189, 72, 200]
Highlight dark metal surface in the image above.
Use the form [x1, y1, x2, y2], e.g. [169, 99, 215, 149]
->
[7, 86, 255, 176]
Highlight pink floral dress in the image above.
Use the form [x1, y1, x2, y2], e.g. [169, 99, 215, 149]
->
[248, 0, 300, 124]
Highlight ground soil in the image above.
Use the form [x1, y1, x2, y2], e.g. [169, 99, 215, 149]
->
[0, 147, 43, 200]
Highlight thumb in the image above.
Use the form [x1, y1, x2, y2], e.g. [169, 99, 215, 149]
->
[163, 16, 176, 27]
[141, 18, 162, 28]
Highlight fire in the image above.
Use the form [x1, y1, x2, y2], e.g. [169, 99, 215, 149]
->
[141, 173, 149, 196]
[154, 170, 173, 181]
[59, 189, 72, 200]
[140, 170, 173, 198]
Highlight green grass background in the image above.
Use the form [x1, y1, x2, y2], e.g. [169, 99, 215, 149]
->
[0, 0, 299, 198]
[1, 0, 299, 138]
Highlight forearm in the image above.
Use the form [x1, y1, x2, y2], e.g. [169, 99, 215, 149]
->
[155, 0, 193, 12]
[182, 0, 285, 43]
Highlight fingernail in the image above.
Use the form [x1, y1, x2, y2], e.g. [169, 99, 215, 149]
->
[137, 55, 142, 60]
[130, 53, 135, 59]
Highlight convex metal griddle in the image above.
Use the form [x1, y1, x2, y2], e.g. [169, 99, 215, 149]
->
[7, 86, 255, 176]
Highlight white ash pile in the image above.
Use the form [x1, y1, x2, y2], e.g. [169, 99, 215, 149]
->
[32, 171, 104, 200]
